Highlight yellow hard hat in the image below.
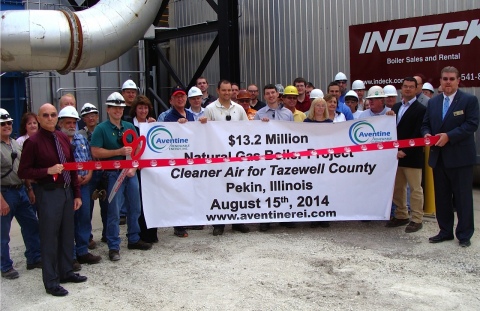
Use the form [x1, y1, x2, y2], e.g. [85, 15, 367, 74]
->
[283, 85, 299, 96]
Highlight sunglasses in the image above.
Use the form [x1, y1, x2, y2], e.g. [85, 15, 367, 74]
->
[106, 99, 125, 105]
[1, 121, 13, 126]
[42, 113, 57, 118]
[442, 77, 457, 81]
[284, 96, 297, 100]
[81, 106, 98, 114]
[0, 113, 12, 120]
[238, 99, 251, 103]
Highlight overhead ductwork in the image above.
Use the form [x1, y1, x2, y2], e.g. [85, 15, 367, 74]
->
[1, 0, 161, 74]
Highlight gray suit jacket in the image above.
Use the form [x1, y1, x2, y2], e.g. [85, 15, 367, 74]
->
[416, 92, 430, 107]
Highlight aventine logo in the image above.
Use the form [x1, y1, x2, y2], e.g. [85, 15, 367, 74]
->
[349, 121, 392, 145]
[146, 125, 190, 153]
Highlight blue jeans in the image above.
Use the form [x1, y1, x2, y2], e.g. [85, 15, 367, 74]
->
[106, 170, 141, 250]
[1, 187, 41, 272]
[74, 183, 92, 257]
[89, 171, 108, 239]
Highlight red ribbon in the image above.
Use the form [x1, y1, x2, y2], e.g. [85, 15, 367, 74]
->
[63, 136, 439, 171]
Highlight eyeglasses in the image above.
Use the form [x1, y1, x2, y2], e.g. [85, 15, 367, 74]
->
[81, 106, 98, 114]
[42, 113, 57, 118]
[442, 77, 457, 81]
[1, 121, 12, 126]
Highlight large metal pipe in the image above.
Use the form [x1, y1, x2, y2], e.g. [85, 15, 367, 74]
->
[1, 0, 161, 74]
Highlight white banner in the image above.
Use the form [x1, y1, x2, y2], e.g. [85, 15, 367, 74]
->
[139, 116, 398, 228]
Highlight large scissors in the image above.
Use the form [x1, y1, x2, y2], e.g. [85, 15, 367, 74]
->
[107, 129, 146, 203]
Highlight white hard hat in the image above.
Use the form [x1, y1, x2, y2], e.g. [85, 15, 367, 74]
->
[122, 79, 137, 91]
[58, 106, 80, 120]
[366, 85, 386, 99]
[344, 90, 359, 100]
[188, 86, 202, 98]
[351, 80, 365, 90]
[422, 82, 434, 93]
[106, 92, 126, 106]
[0, 108, 13, 122]
[383, 85, 398, 97]
[80, 103, 99, 116]
[309, 89, 324, 99]
[275, 84, 285, 95]
[334, 72, 348, 81]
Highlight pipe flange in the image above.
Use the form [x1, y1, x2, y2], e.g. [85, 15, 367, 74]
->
[58, 7, 83, 75]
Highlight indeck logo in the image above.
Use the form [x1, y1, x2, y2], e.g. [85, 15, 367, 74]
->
[359, 19, 480, 54]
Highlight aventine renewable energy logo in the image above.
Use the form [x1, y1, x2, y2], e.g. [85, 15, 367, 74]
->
[349, 121, 392, 145]
[146, 125, 189, 153]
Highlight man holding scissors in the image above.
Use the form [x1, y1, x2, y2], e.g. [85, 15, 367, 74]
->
[91, 92, 152, 262]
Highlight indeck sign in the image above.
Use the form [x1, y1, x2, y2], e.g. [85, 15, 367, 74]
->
[349, 9, 480, 88]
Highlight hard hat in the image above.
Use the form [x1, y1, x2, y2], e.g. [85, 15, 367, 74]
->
[0, 108, 13, 122]
[80, 103, 99, 116]
[344, 90, 359, 101]
[351, 80, 365, 90]
[383, 85, 398, 97]
[275, 84, 285, 95]
[106, 92, 126, 106]
[58, 106, 80, 120]
[237, 89, 251, 100]
[422, 82, 434, 93]
[283, 85, 299, 96]
[122, 79, 137, 91]
[188, 86, 202, 98]
[334, 72, 348, 81]
[309, 89, 324, 99]
[366, 85, 386, 99]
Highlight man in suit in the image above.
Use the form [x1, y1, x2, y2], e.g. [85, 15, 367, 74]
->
[386, 77, 426, 233]
[421, 66, 479, 247]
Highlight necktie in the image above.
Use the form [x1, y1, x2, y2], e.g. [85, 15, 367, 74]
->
[53, 132, 71, 184]
[442, 96, 450, 120]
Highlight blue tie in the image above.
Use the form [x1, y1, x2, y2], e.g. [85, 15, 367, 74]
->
[442, 96, 450, 120]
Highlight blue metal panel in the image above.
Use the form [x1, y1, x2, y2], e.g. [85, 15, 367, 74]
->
[0, 73, 27, 138]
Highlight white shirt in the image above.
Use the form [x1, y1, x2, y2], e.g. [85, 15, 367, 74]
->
[333, 112, 346, 123]
[204, 100, 248, 121]
[359, 107, 390, 119]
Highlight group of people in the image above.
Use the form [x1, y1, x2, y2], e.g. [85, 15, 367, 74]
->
[1, 66, 478, 297]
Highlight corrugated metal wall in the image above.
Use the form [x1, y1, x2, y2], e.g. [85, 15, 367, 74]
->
[170, 0, 480, 96]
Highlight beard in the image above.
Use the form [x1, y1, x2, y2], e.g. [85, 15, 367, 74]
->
[61, 127, 76, 137]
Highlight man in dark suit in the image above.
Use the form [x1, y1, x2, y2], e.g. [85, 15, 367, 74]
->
[386, 77, 426, 233]
[421, 66, 479, 247]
